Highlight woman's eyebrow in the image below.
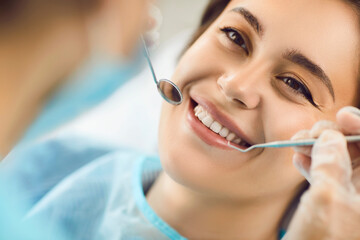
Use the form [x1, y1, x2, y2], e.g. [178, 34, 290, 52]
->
[230, 7, 264, 37]
[283, 49, 335, 101]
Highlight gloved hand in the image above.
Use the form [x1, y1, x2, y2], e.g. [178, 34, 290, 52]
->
[285, 106, 360, 240]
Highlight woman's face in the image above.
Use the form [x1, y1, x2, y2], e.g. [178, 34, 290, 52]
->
[158, 0, 359, 200]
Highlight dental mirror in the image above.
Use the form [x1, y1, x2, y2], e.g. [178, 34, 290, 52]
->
[142, 37, 183, 105]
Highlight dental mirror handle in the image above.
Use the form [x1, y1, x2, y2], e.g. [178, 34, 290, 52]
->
[141, 36, 158, 85]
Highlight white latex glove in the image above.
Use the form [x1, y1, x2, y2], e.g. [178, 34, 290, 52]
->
[285, 106, 360, 240]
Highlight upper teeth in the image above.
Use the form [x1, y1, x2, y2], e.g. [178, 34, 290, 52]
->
[194, 105, 248, 146]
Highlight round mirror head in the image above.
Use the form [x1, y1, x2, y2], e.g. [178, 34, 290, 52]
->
[157, 79, 183, 105]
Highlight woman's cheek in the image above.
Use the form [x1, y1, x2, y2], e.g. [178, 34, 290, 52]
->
[173, 35, 227, 86]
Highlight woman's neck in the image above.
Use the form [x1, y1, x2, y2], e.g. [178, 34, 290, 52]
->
[147, 172, 296, 240]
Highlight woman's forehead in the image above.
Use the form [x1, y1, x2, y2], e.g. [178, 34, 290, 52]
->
[223, 0, 359, 57]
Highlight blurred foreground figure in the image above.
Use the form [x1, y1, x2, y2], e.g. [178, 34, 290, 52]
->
[0, 0, 155, 239]
[0, 0, 155, 155]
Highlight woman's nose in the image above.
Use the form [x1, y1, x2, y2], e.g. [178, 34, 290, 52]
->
[217, 69, 264, 109]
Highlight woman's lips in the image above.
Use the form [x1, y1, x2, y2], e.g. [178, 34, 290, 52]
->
[186, 97, 252, 150]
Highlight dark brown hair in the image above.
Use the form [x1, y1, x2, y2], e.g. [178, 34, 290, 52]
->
[186, 0, 230, 48]
[346, 0, 360, 14]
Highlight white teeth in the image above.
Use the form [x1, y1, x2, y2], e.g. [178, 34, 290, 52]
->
[194, 106, 202, 116]
[219, 128, 229, 138]
[226, 133, 236, 141]
[233, 138, 241, 144]
[210, 121, 222, 133]
[194, 104, 248, 146]
[197, 111, 207, 121]
[202, 115, 214, 128]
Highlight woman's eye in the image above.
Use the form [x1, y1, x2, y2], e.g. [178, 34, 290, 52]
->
[277, 76, 319, 108]
[220, 27, 249, 54]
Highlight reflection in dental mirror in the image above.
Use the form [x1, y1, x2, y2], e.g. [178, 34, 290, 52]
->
[157, 79, 183, 105]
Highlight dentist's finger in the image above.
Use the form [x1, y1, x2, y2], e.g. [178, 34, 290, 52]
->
[337, 107, 360, 193]
[311, 130, 354, 190]
[337, 107, 360, 170]
[292, 121, 339, 159]
[309, 120, 339, 138]
[293, 152, 312, 183]
[337, 107, 360, 135]
[291, 130, 312, 156]
[292, 130, 312, 182]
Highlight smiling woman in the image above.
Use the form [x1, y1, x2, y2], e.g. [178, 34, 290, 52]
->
[1, 0, 360, 240]
[156, 0, 360, 238]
